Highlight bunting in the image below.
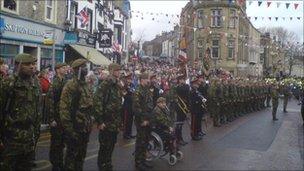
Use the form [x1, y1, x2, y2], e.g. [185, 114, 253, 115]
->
[258, 1, 262, 6]
[294, 3, 299, 10]
[267, 2, 272, 8]
[276, 2, 281, 8]
[286, 3, 290, 9]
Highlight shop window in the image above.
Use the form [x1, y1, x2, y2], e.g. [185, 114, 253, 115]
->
[197, 10, 204, 29]
[229, 9, 237, 28]
[211, 9, 221, 27]
[55, 50, 63, 63]
[41, 48, 52, 68]
[2, 0, 18, 13]
[228, 39, 235, 59]
[211, 39, 220, 58]
[197, 39, 204, 48]
[0, 43, 19, 67]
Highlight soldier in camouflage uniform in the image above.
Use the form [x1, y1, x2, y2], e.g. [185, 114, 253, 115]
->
[151, 97, 177, 154]
[94, 63, 123, 170]
[133, 73, 154, 170]
[208, 78, 221, 127]
[0, 53, 42, 170]
[60, 59, 93, 170]
[281, 84, 291, 113]
[48, 63, 67, 171]
[271, 83, 280, 121]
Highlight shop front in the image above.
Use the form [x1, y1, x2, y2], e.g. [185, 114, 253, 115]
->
[0, 13, 65, 70]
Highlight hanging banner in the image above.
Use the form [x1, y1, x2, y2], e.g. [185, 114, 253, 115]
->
[98, 29, 113, 48]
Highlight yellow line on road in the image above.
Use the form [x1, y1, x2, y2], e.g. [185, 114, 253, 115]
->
[32, 160, 51, 171]
[85, 154, 98, 161]
[122, 142, 135, 147]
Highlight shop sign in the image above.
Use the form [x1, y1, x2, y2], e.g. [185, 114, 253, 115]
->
[78, 30, 96, 46]
[43, 31, 54, 45]
[99, 29, 113, 48]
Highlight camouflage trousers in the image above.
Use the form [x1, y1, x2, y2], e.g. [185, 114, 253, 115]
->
[283, 97, 288, 111]
[49, 127, 65, 170]
[97, 130, 118, 171]
[135, 125, 150, 164]
[1, 145, 34, 171]
[64, 132, 90, 171]
[272, 100, 279, 119]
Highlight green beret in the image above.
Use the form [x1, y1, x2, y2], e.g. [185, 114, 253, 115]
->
[55, 63, 67, 69]
[108, 63, 121, 71]
[15, 53, 37, 63]
[139, 73, 149, 80]
[71, 59, 87, 68]
[156, 97, 166, 104]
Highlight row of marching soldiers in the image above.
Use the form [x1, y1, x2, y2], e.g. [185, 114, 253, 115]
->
[207, 78, 282, 126]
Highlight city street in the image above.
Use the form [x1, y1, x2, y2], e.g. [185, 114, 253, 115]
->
[34, 99, 304, 170]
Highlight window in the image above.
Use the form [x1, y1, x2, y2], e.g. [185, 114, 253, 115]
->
[40, 48, 52, 68]
[198, 49, 204, 59]
[197, 39, 204, 48]
[2, 0, 18, 13]
[70, 2, 78, 29]
[211, 9, 221, 27]
[197, 10, 204, 28]
[211, 39, 220, 58]
[228, 39, 235, 59]
[45, 0, 56, 22]
[229, 9, 237, 28]
[0, 43, 19, 67]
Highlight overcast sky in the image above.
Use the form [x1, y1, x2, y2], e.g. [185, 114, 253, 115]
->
[130, 0, 303, 43]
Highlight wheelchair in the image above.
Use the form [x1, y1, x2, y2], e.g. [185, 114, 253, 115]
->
[146, 127, 183, 166]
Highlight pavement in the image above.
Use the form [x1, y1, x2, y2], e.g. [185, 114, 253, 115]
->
[34, 99, 304, 170]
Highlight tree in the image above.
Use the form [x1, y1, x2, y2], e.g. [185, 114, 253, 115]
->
[259, 27, 301, 75]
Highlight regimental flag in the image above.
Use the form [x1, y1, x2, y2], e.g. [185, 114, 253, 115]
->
[76, 7, 89, 28]
[178, 49, 188, 63]
[112, 41, 122, 54]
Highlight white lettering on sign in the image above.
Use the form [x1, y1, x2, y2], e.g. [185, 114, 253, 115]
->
[4, 23, 44, 37]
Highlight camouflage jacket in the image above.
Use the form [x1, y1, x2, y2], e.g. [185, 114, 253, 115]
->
[151, 105, 173, 131]
[271, 87, 279, 102]
[133, 85, 154, 125]
[49, 75, 67, 125]
[0, 75, 41, 152]
[60, 77, 93, 138]
[93, 76, 123, 132]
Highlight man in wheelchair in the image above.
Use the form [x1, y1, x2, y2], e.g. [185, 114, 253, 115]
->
[151, 97, 179, 156]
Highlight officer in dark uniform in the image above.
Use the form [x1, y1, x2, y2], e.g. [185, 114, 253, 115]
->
[189, 77, 205, 141]
[197, 74, 207, 136]
[122, 73, 135, 139]
[174, 74, 190, 146]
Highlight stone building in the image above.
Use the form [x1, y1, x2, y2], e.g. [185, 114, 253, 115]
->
[0, 0, 67, 70]
[179, 0, 263, 77]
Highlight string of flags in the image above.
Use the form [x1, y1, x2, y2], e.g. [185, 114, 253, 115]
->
[249, 1, 301, 10]
[132, 12, 302, 22]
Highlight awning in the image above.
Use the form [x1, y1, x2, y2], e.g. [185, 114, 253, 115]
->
[69, 44, 112, 66]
